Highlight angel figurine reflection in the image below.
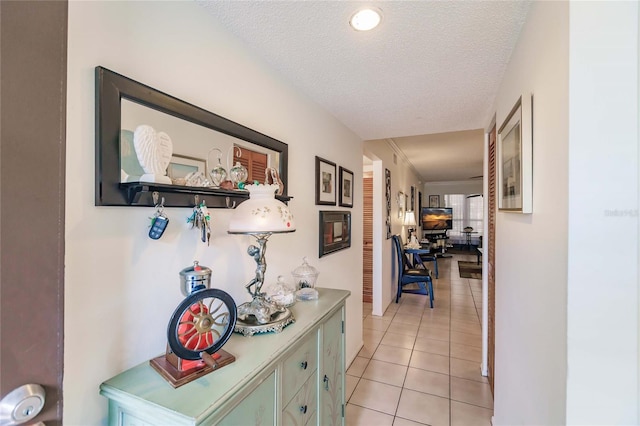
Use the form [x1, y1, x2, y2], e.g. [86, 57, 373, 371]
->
[133, 124, 173, 184]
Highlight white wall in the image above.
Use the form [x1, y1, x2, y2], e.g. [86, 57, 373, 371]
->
[422, 180, 483, 204]
[492, 2, 640, 424]
[566, 2, 639, 423]
[491, 2, 570, 424]
[363, 140, 421, 315]
[66, 2, 362, 424]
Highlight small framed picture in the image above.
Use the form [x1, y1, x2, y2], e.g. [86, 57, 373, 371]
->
[498, 94, 533, 213]
[315, 156, 336, 205]
[339, 167, 354, 208]
[397, 191, 405, 218]
[385, 169, 392, 239]
[167, 154, 206, 182]
[319, 211, 351, 257]
[428, 194, 440, 208]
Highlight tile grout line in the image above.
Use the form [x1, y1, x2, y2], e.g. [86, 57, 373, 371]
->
[354, 255, 492, 425]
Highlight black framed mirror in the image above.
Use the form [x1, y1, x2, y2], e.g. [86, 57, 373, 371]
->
[95, 66, 289, 207]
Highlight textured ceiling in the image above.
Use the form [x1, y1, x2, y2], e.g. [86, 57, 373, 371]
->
[199, 0, 530, 181]
[391, 129, 485, 182]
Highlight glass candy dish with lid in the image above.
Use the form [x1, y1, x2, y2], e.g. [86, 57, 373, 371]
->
[291, 257, 319, 300]
[266, 275, 296, 307]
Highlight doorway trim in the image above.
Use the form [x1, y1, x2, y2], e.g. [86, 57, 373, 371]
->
[482, 115, 496, 377]
[364, 150, 385, 316]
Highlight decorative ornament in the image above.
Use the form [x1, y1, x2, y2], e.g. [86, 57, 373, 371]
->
[229, 161, 248, 189]
[133, 124, 173, 184]
[206, 147, 227, 188]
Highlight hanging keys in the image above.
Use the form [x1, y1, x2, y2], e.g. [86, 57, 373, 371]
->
[149, 196, 169, 240]
[187, 200, 211, 245]
[198, 201, 211, 245]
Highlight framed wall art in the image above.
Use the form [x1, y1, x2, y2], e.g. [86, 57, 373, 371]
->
[167, 154, 206, 182]
[397, 191, 405, 218]
[339, 166, 354, 208]
[497, 94, 533, 213]
[418, 191, 423, 216]
[315, 156, 336, 205]
[428, 195, 440, 208]
[385, 169, 391, 239]
[319, 211, 351, 257]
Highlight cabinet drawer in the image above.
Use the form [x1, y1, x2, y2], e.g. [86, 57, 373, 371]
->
[282, 332, 318, 405]
[282, 372, 317, 426]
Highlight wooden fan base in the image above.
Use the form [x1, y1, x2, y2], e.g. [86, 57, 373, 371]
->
[150, 346, 235, 388]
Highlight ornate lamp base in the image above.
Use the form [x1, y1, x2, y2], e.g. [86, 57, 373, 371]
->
[234, 296, 295, 336]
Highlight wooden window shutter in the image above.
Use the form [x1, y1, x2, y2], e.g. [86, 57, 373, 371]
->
[234, 146, 268, 184]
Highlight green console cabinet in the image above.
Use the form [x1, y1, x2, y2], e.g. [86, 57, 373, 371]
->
[320, 308, 344, 425]
[100, 288, 349, 425]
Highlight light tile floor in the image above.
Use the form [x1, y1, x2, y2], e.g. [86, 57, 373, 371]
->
[346, 254, 493, 426]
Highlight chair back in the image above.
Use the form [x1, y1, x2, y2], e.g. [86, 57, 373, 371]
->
[391, 235, 402, 286]
[392, 235, 411, 269]
[391, 235, 410, 284]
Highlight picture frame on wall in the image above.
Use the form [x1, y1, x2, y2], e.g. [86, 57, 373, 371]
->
[428, 195, 440, 208]
[167, 154, 206, 182]
[385, 169, 392, 239]
[319, 211, 351, 257]
[339, 166, 354, 208]
[315, 156, 336, 205]
[397, 191, 405, 218]
[418, 191, 423, 216]
[498, 94, 533, 213]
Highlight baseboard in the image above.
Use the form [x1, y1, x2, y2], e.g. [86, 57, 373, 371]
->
[347, 341, 364, 369]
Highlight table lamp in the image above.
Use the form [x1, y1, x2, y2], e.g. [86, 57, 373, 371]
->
[228, 184, 296, 335]
[403, 210, 417, 242]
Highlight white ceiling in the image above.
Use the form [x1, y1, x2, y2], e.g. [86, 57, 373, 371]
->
[199, 0, 530, 181]
[388, 129, 485, 182]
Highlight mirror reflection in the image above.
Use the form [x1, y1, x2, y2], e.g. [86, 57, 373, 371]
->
[120, 99, 280, 187]
[96, 66, 289, 207]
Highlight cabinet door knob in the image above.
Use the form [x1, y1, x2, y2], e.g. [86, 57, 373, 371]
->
[299, 405, 308, 414]
[300, 361, 308, 370]
[323, 375, 329, 391]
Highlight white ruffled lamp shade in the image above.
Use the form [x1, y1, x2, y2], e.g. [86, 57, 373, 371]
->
[228, 184, 295, 234]
[403, 210, 417, 227]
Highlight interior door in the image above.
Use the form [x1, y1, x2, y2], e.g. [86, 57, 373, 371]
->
[363, 176, 373, 303]
[0, 1, 67, 423]
[487, 124, 497, 394]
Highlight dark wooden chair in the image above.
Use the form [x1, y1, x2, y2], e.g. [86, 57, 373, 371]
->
[391, 235, 434, 307]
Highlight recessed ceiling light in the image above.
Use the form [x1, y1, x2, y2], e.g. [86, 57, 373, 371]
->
[349, 8, 382, 31]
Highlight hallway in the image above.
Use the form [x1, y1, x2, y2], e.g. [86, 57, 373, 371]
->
[346, 254, 492, 425]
